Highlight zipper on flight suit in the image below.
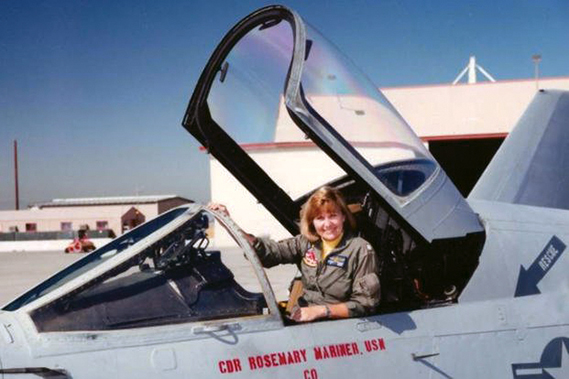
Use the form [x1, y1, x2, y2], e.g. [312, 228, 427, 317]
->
[315, 244, 326, 296]
[316, 245, 342, 296]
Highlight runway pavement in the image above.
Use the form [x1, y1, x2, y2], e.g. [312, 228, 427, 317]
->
[0, 249, 297, 307]
[0, 250, 83, 306]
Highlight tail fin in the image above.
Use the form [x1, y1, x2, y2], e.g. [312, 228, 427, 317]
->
[469, 90, 569, 209]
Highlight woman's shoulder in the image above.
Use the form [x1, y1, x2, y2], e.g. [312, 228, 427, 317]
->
[269, 233, 312, 250]
[346, 235, 375, 253]
[296, 234, 314, 248]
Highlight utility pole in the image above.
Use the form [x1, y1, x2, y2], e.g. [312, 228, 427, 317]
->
[14, 140, 20, 210]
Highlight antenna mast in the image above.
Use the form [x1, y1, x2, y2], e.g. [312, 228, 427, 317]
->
[453, 56, 496, 85]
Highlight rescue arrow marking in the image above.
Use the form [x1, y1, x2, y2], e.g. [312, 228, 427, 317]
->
[514, 236, 566, 297]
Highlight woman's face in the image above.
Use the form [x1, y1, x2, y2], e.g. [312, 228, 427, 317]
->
[312, 204, 345, 241]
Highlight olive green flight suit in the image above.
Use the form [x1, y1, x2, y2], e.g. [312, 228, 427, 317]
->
[255, 233, 380, 317]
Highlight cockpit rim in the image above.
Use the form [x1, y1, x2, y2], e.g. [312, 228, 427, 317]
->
[4, 205, 282, 334]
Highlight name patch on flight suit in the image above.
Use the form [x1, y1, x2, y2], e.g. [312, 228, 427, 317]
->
[326, 255, 348, 268]
[303, 248, 318, 267]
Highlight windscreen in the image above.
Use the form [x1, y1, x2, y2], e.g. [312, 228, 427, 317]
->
[300, 24, 437, 196]
[3, 206, 190, 311]
[30, 210, 270, 332]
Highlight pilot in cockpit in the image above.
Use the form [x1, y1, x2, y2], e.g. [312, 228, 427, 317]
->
[210, 186, 380, 322]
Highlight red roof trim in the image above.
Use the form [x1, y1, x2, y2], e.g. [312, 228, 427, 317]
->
[198, 142, 317, 151]
[420, 132, 508, 142]
[199, 133, 508, 152]
[199, 141, 318, 152]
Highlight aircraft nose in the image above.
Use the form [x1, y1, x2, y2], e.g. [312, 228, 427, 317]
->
[0, 328, 4, 379]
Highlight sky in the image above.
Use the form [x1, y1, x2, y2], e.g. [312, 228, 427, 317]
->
[1, 0, 568, 210]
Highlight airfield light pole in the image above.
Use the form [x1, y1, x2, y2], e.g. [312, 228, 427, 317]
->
[14, 140, 20, 210]
[532, 54, 541, 91]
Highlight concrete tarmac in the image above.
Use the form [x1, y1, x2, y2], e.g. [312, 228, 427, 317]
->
[0, 249, 297, 307]
[0, 250, 83, 306]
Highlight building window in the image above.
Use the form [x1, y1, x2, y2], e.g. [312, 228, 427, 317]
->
[61, 222, 72, 231]
[25, 223, 37, 232]
[96, 221, 109, 231]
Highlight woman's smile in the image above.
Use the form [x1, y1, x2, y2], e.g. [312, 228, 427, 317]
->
[312, 207, 345, 241]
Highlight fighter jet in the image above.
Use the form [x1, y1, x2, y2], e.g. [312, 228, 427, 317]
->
[1, 4, 568, 378]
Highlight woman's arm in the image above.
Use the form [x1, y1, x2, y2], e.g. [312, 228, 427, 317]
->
[207, 202, 304, 267]
[291, 303, 350, 322]
[208, 202, 257, 243]
[344, 242, 381, 316]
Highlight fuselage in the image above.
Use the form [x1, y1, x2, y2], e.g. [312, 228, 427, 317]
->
[0, 200, 568, 378]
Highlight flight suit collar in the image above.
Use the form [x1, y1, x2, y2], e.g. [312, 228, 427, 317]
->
[314, 231, 353, 257]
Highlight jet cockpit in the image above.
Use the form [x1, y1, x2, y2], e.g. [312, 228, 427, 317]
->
[183, 5, 485, 310]
[3, 206, 276, 332]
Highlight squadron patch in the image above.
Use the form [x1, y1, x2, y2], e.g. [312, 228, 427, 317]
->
[303, 248, 318, 267]
[326, 255, 348, 268]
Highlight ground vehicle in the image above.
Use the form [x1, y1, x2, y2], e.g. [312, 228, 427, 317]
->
[64, 230, 96, 254]
[1, 5, 568, 378]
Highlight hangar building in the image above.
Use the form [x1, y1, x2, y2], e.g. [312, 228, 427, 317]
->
[0, 195, 192, 237]
[209, 77, 569, 245]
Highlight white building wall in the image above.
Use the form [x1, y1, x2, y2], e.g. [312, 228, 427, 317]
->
[211, 146, 404, 245]
[0, 203, 159, 235]
[383, 77, 569, 137]
[210, 158, 288, 246]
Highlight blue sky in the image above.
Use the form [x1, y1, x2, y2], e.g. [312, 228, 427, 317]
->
[1, 0, 568, 209]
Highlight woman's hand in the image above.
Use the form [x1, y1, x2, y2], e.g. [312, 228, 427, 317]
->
[207, 202, 230, 217]
[291, 305, 328, 322]
[291, 303, 350, 322]
[207, 202, 257, 246]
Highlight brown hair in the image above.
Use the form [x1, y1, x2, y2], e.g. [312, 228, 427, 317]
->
[300, 186, 356, 242]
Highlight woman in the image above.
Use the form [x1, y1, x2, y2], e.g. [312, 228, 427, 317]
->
[210, 186, 380, 322]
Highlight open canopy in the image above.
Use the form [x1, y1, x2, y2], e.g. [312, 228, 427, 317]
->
[183, 5, 482, 243]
